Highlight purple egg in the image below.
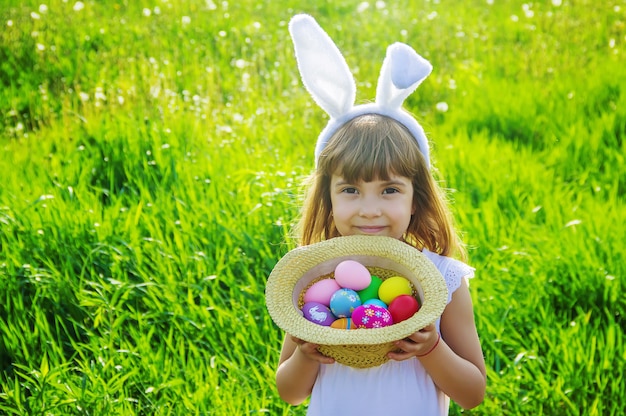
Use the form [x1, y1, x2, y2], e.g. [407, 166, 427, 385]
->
[302, 302, 336, 326]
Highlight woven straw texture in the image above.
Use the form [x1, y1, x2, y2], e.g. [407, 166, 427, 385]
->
[265, 235, 448, 368]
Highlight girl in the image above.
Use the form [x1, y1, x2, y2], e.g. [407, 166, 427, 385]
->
[275, 15, 486, 415]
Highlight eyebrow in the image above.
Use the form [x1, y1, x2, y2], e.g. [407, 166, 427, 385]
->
[380, 180, 410, 188]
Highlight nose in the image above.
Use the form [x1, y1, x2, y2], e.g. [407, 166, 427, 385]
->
[359, 199, 382, 218]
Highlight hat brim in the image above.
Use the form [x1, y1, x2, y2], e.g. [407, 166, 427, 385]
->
[265, 236, 448, 355]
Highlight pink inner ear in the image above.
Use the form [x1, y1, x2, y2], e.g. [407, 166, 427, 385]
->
[390, 44, 431, 90]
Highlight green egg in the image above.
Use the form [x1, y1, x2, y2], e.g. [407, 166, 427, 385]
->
[356, 275, 383, 302]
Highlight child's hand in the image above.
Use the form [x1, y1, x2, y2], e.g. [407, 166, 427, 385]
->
[290, 335, 336, 364]
[388, 324, 441, 361]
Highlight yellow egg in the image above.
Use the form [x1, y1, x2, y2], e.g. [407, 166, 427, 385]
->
[378, 276, 413, 305]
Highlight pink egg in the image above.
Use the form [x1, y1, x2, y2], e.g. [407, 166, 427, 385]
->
[304, 278, 341, 306]
[351, 304, 393, 329]
[334, 260, 371, 291]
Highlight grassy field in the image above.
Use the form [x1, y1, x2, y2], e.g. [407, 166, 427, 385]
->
[0, 0, 624, 414]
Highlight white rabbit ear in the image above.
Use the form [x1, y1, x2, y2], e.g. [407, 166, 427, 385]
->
[289, 14, 356, 119]
[376, 42, 432, 109]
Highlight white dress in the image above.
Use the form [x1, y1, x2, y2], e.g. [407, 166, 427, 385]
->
[306, 249, 475, 416]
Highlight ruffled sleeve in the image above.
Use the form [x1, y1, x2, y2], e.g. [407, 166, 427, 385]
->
[421, 249, 475, 304]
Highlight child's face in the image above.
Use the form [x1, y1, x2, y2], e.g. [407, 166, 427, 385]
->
[330, 173, 415, 240]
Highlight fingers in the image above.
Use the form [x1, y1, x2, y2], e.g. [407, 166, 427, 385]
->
[405, 328, 434, 344]
[387, 348, 414, 361]
[290, 335, 335, 364]
[388, 325, 440, 361]
[290, 335, 305, 345]
[310, 351, 335, 365]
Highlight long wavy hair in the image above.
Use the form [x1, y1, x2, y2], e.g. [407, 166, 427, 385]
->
[294, 114, 465, 260]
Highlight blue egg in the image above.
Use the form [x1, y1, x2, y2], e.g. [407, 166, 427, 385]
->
[329, 288, 362, 318]
[363, 298, 388, 309]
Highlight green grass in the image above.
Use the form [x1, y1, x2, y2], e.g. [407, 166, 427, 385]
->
[1, 0, 624, 414]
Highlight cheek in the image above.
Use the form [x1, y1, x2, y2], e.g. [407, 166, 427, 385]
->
[398, 202, 415, 225]
[330, 195, 352, 214]
[330, 202, 357, 232]
[331, 203, 349, 221]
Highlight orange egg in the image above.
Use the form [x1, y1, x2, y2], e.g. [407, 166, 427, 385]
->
[330, 317, 355, 329]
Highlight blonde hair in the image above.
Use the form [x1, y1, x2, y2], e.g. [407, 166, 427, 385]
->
[294, 114, 465, 260]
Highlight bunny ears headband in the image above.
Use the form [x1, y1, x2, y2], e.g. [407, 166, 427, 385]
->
[289, 14, 433, 168]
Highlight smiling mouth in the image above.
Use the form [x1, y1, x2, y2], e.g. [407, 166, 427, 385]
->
[357, 226, 387, 233]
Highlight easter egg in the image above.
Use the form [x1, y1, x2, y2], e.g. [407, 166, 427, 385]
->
[378, 276, 413, 305]
[388, 294, 420, 323]
[351, 304, 393, 329]
[329, 288, 361, 318]
[330, 317, 356, 330]
[303, 278, 341, 306]
[334, 260, 371, 291]
[363, 298, 387, 309]
[302, 302, 336, 326]
[357, 275, 383, 302]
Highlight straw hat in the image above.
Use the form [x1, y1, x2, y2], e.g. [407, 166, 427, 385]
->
[265, 235, 448, 368]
